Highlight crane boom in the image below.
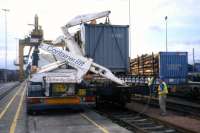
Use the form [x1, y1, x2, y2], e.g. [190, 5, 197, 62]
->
[37, 61, 66, 73]
[60, 10, 111, 56]
[39, 43, 126, 85]
[65, 10, 111, 28]
[39, 43, 92, 79]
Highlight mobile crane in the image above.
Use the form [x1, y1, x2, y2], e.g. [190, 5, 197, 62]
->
[27, 11, 129, 113]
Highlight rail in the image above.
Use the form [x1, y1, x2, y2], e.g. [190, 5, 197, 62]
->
[0, 82, 20, 100]
[92, 105, 193, 133]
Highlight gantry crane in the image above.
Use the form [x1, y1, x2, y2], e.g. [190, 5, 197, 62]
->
[17, 15, 64, 81]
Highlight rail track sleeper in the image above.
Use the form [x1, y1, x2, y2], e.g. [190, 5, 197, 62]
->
[120, 117, 140, 121]
[130, 118, 147, 122]
[136, 122, 155, 125]
[112, 113, 132, 116]
[137, 123, 162, 128]
[113, 114, 135, 118]
[119, 115, 142, 119]
[141, 125, 164, 130]
[148, 130, 176, 133]
[149, 130, 176, 133]
[164, 129, 177, 133]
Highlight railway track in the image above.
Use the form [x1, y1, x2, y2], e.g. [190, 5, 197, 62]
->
[92, 105, 192, 133]
[131, 95, 200, 117]
[0, 82, 20, 100]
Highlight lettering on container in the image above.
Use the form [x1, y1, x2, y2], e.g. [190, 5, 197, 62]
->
[111, 33, 123, 38]
[167, 64, 181, 70]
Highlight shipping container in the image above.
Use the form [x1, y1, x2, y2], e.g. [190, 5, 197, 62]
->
[188, 64, 193, 72]
[194, 63, 200, 72]
[159, 52, 188, 80]
[130, 52, 188, 84]
[84, 24, 129, 73]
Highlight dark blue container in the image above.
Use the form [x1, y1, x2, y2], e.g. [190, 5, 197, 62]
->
[194, 63, 200, 72]
[159, 52, 188, 84]
[84, 24, 129, 73]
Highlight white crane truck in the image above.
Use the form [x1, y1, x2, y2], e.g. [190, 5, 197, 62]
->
[27, 11, 130, 113]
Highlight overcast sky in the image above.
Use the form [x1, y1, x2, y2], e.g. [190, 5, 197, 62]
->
[0, 0, 200, 69]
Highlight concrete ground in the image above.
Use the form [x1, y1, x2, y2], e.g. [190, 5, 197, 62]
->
[0, 82, 131, 133]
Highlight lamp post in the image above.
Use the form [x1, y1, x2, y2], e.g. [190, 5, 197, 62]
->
[165, 16, 168, 52]
[2, 8, 10, 82]
[15, 38, 20, 65]
[193, 48, 195, 72]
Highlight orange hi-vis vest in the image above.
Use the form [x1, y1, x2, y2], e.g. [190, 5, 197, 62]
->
[158, 82, 168, 96]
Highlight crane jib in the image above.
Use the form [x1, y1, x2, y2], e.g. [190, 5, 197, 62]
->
[40, 44, 86, 68]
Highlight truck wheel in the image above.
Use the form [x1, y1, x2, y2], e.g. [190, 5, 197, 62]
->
[191, 87, 200, 99]
[27, 108, 32, 115]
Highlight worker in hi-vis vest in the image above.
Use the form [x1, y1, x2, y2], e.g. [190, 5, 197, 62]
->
[158, 78, 168, 116]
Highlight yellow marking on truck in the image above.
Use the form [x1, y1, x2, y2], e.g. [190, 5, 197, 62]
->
[45, 97, 80, 105]
[9, 83, 26, 133]
[81, 113, 109, 133]
[78, 89, 86, 96]
[52, 83, 66, 93]
[0, 84, 22, 120]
